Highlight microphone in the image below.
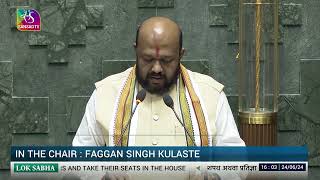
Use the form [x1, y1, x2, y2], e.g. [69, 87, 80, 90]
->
[116, 89, 146, 146]
[163, 94, 196, 146]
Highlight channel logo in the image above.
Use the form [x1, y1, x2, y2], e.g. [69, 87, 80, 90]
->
[16, 8, 41, 31]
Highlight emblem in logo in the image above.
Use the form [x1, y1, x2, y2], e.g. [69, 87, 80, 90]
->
[16, 9, 41, 31]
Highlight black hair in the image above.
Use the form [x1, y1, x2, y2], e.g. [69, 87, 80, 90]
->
[135, 25, 183, 51]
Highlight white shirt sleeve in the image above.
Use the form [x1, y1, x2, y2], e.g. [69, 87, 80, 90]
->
[72, 90, 105, 146]
[214, 92, 247, 180]
[215, 91, 246, 146]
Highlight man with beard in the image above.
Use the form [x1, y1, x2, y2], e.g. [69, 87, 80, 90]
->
[73, 16, 244, 147]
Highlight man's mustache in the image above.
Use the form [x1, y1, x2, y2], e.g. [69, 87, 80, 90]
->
[147, 73, 165, 79]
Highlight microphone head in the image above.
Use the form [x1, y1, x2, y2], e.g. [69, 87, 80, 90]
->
[163, 94, 174, 109]
[136, 89, 146, 104]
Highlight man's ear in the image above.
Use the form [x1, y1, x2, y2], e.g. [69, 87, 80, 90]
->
[179, 48, 185, 59]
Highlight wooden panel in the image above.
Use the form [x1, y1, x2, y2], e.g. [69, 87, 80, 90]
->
[240, 124, 277, 146]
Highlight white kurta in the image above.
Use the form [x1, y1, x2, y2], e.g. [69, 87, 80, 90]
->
[72, 89, 245, 147]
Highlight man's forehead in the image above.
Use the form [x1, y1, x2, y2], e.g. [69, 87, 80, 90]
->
[139, 30, 178, 45]
[137, 32, 180, 54]
[139, 46, 178, 56]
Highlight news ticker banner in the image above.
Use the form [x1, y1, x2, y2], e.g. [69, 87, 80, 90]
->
[11, 146, 308, 179]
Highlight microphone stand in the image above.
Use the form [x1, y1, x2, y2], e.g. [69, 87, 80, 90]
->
[171, 107, 197, 146]
[116, 102, 140, 146]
